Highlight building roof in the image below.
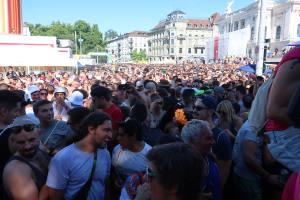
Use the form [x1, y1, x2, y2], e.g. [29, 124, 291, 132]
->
[127, 31, 149, 37]
[186, 19, 211, 28]
[209, 13, 221, 24]
[168, 10, 185, 16]
[152, 20, 167, 31]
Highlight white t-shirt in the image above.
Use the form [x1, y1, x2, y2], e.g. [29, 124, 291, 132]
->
[112, 143, 151, 179]
[46, 144, 111, 200]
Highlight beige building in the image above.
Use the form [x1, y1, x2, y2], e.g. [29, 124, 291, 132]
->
[106, 31, 148, 63]
[148, 11, 219, 64]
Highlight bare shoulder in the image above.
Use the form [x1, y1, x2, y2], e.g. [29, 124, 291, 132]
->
[3, 159, 32, 179]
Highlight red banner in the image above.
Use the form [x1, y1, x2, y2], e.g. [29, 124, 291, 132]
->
[214, 37, 219, 60]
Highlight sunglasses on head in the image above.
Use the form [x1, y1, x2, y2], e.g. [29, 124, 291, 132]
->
[10, 124, 36, 134]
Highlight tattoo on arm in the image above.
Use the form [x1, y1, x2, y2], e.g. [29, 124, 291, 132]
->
[290, 59, 300, 70]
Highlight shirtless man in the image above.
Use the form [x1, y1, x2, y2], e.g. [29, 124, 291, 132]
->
[266, 47, 300, 172]
[2, 116, 48, 199]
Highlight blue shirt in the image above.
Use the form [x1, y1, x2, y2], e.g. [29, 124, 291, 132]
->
[46, 144, 111, 200]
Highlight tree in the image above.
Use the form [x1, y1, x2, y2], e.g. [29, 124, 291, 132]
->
[104, 29, 118, 41]
[131, 49, 148, 62]
[27, 20, 105, 54]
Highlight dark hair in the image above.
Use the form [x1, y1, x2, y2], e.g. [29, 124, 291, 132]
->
[67, 107, 91, 125]
[40, 88, 48, 94]
[33, 100, 52, 114]
[91, 86, 112, 101]
[236, 85, 246, 96]
[13, 90, 29, 107]
[232, 102, 241, 115]
[147, 143, 205, 200]
[256, 76, 264, 82]
[118, 118, 144, 141]
[130, 102, 148, 123]
[242, 95, 254, 109]
[0, 90, 23, 110]
[77, 112, 111, 140]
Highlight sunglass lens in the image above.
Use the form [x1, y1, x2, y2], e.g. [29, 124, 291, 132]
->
[11, 126, 22, 133]
[23, 124, 35, 132]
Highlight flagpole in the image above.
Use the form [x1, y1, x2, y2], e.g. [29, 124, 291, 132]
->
[256, 0, 266, 75]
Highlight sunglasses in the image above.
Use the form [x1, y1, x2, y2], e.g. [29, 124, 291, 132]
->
[10, 124, 36, 134]
[146, 166, 156, 181]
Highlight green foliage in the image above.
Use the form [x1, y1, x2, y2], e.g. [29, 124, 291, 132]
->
[104, 29, 118, 41]
[130, 49, 148, 62]
[27, 20, 105, 54]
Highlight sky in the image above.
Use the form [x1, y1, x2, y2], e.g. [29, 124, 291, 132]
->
[22, 0, 253, 34]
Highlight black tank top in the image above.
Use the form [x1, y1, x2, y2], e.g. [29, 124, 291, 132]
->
[3, 156, 47, 199]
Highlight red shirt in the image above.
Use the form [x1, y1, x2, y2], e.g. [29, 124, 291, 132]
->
[103, 103, 123, 130]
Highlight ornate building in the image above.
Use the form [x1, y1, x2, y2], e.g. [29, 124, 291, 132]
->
[148, 11, 219, 64]
[106, 31, 148, 63]
[207, 0, 300, 61]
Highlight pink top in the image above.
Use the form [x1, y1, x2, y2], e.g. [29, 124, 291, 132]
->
[265, 47, 300, 131]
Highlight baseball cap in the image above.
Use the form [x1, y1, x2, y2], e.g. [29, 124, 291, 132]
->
[28, 85, 40, 95]
[7, 115, 39, 129]
[68, 91, 83, 106]
[145, 81, 156, 90]
[136, 80, 144, 88]
[201, 96, 218, 110]
[214, 86, 225, 94]
[54, 87, 67, 94]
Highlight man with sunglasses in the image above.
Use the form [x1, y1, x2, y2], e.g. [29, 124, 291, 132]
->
[2, 115, 48, 199]
[0, 90, 23, 198]
[194, 96, 232, 192]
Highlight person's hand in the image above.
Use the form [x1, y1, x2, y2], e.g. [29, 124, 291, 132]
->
[266, 174, 284, 188]
[134, 183, 151, 200]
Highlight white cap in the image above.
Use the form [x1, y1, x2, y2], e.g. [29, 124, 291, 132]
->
[54, 87, 67, 94]
[68, 91, 83, 106]
[136, 80, 144, 87]
[28, 85, 39, 95]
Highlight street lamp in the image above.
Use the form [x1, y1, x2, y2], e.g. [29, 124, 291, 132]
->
[78, 34, 84, 56]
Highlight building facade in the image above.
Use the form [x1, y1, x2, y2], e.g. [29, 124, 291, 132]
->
[207, 0, 300, 61]
[148, 11, 218, 64]
[106, 31, 148, 63]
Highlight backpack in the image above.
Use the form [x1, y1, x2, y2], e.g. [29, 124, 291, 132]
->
[248, 77, 273, 134]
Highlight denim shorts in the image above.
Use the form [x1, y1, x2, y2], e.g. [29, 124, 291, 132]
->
[266, 127, 300, 172]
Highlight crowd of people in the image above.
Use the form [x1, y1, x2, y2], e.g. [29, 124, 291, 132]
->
[0, 50, 299, 200]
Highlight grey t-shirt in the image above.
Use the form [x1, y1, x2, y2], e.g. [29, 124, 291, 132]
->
[232, 121, 263, 181]
[40, 120, 73, 151]
[46, 144, 111, 200]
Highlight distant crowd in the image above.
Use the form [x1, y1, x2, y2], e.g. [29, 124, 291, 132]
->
[0, 51, 300, 200]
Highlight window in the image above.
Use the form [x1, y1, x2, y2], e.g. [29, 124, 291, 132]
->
[188, 48, 191, 54]
[200, 47, 205, 54]
[194, 48, 198, 54]
[171, 48, 174, 53]
[179, 40, 183, 45]
[240, 19, 245, 29]
[297, 24, 300, 37]
[234, 21, 239, 31]
[171, 39, 174, 45]
[250, 27, 255, 41]
[228, 23, 231, 32]
[171, 32, 174, 36]
[276, 26, 281, 40]
[179, 48, 182, 53]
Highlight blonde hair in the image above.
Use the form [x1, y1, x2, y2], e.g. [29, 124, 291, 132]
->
[216, 100, 235, 123]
